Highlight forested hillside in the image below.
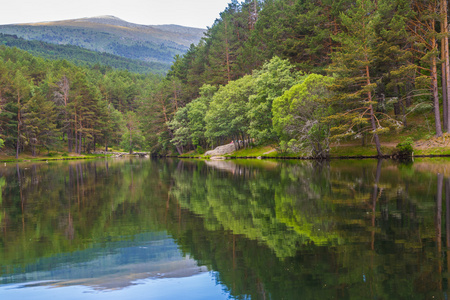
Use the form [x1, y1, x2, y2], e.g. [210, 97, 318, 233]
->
[145, 0, 450, 157]
[0, 46, 162, 158]
[2, 0, 450, 158]
[0, 34, 169, 74]
[0, 16, 205, 65]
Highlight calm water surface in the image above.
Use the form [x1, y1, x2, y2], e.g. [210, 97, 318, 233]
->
[0, 158, 449, 299]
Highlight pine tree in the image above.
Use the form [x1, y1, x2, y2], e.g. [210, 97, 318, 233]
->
[408, 0, 443, 137]
[11, 70, 32, 158]
[328, 0, 389, 156]
[22, 90, 59, 156]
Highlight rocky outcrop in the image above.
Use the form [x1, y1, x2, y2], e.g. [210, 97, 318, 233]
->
[204, 143, 237, 156]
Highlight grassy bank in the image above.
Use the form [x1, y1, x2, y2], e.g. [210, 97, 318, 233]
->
[178, 135, 450, 160]
[0, 152, 111, 163]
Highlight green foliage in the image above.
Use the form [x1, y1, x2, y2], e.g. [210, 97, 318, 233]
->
[0, 46, 162, 157]
[1, 0, 448, 157]
[187, 85, 217, 147]
[395, 138, 414, 157]
[0, 34, 170, 74]
[247, 57, 303, 144]
[273, 74, 334, 157]
[168, 106, 191, 150]
[121, 111, 145, 153]
[205, 75, 254, 145]
[196, 145, 205, 155]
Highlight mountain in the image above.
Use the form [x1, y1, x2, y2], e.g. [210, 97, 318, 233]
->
[0, 33, 169, 74]
[0, 16, 205, 66]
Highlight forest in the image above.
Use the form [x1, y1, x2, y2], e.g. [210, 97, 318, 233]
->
[0, 33, 170, 74]
[2, 0, 450, 158]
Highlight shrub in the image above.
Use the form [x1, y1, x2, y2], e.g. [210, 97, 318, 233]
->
[196, 146, 205, 155]
[395, 138, 414, 157]
[47, 152, 58, 157]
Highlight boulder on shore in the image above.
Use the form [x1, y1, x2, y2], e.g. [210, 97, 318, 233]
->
[204, 143, 237, 156]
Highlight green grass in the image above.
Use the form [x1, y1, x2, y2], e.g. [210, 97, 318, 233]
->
[0, 152, 112, 162]
[414, 147, 450, 156]
[225, 145, 275, 157]
[329, 145, 396, 157]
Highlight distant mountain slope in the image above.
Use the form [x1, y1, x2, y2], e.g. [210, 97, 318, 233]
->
[0, 16, 205, 65]
[0, 33, 169, 74]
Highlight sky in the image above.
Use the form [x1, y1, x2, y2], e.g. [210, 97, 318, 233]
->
[0, 0, 232, 28]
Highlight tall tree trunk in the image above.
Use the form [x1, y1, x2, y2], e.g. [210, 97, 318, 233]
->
[74, 112, 78, 154]
[129, 125, 133, 154]
[68, 125, 73, 152]
[442, 0, 450, 132]
[78, 124, 82, 154]
[442, 56, 448, 131]
[365, 64, 382, 157]
[15, 94, 21, 159]
[62, 75, 72, 152]
[431, 18, 443, 137]
[432, 54, 443, 137]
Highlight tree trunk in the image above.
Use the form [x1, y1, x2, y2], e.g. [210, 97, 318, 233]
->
[370, 104, 382, 157]
[74, 113, 78, 154]
[442, 0, 450, 132]
[365, 63, 382, 157]
[442, 60, 448, 131]
[129, 125, 132, 154]
[78, 123, 82, 154]
[68, 128, 73, 152]
[15, 95, 21, 159]
[432, 54, 443, 137]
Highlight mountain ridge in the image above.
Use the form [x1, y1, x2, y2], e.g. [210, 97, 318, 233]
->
[0, 16, 205, 65]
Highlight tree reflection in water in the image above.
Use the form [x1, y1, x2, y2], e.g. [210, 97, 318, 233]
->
[0, 158, 449, 299]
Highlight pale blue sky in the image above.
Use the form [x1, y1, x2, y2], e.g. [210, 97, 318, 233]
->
[0, 0, 232, 28]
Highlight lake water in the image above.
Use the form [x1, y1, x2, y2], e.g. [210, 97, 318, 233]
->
[0, 157, 449, 299]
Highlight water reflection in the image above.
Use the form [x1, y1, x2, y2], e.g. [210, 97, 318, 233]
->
[0, 158, 450, 299]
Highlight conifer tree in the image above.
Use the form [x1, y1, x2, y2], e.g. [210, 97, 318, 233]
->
[22, 90, 59, 156]
[11, 70, 32, 158]
[328, 0, 386, 156]
[408, 0, 443, 137]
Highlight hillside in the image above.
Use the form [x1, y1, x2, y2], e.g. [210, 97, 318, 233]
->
[0, 16, 205, 65]
[0, 33, 169, 74]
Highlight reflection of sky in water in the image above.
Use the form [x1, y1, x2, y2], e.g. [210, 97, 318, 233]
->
[0, 232, 231, 299]
[0, 272, 230, 300]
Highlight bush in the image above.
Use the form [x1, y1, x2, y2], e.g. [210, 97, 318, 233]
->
[395, 138, 414, 157]
[196, 145, 205, 155]
[47, 152, 58, 157]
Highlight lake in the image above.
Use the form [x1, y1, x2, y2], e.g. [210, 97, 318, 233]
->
[0, 157, 449, 299]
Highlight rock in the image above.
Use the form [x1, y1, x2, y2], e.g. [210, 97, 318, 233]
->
[204, 143, 237, 156]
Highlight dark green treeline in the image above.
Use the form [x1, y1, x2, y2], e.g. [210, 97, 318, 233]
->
[152, 0, 450, 157]
[3, 0, 450, 157]
[0, 46, 164, 157]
